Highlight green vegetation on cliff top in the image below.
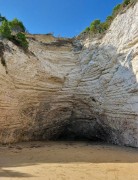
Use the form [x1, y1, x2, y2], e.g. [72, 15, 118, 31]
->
[0, 15, 28, 50]
[82, 0, 137, 36]
[0, 0, 137, 44]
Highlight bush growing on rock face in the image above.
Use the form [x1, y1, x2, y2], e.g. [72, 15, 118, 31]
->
[112, 4, 121, 16]
[9, 18, 26, 33]
[106, 16, 113, 23]
[90, 20, 101, 33]
[83, 27, 90, 33]
[0, 20, 11, 38]
[123, 0, 131, 6]
[14, 32, 29, 50]
[100, 22, 109, 32]
[84, 19, 110, 35]
[0, 15, 28, 50]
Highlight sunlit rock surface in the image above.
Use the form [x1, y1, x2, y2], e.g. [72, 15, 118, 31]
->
[0, 3, 138, 147]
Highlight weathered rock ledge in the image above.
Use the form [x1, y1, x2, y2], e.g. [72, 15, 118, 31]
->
[0, 3, 138, 147]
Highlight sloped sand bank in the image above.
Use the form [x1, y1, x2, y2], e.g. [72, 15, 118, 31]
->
[0, 141, 138, 180]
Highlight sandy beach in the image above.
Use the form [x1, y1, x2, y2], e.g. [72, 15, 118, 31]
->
[0, 141, 138, 180]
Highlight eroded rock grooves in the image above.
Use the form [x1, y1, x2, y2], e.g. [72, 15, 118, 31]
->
[0, 3, 138, 147]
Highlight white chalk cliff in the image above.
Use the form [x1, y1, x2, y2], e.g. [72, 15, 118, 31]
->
[0, 3, 138, 147]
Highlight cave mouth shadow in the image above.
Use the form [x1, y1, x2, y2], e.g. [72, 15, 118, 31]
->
[56, 130, 104, 142]
[50, 115, 109, 144]
[57, 136, 104, 142]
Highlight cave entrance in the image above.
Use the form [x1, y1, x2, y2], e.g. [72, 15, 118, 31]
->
[57, 132, 104, 142]
[36, 103, 108, 143]
[55, 119, 105, 142]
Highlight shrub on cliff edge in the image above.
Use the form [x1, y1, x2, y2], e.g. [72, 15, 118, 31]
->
[0, 20, 11, 38]
[9, 18, 26, 33]
[81, 0, 133, 36]
[0, 15, 28, 50]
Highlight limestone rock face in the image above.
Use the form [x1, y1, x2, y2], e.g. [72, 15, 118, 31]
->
[0, 3, 138, 147]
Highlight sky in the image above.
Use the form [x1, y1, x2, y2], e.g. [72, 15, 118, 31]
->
[0, 0, 123, 37]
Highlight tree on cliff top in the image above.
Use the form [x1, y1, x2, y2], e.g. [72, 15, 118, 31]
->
[9, 18, 26, 33]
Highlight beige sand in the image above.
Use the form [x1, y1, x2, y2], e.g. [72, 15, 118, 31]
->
[0, 141, 138, 180]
